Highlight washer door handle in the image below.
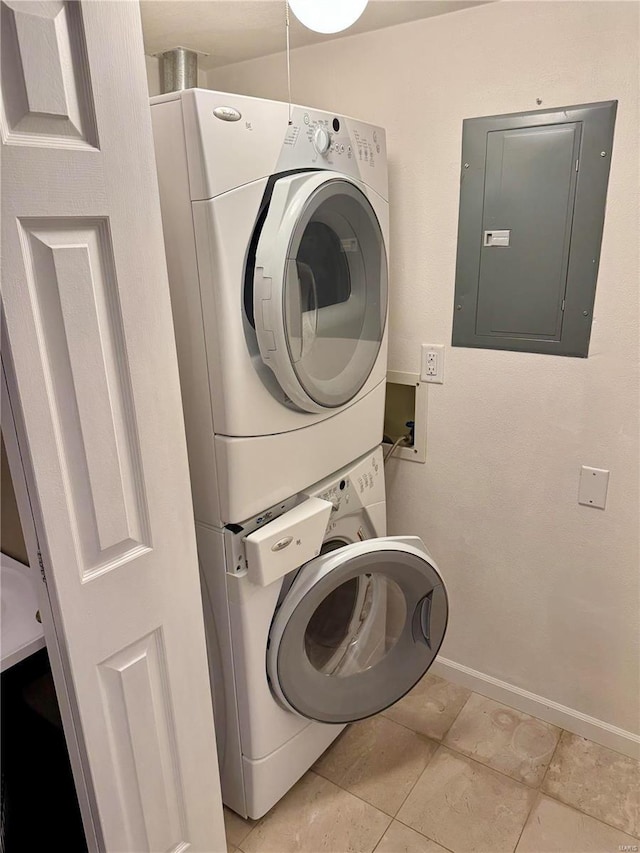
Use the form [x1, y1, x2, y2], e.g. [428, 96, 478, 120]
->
[416, 591, 433, 648]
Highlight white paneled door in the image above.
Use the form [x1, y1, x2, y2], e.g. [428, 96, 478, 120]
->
[0, 1, 225, 850]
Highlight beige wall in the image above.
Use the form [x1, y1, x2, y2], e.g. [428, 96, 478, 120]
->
[208, 1, 640, 738]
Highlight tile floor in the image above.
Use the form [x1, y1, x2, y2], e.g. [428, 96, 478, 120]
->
[223, 674, 640, 853]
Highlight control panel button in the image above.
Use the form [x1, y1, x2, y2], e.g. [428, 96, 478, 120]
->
[313, 126, 331, 155]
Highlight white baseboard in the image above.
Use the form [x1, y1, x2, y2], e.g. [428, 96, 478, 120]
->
[431, 656, 640, 761]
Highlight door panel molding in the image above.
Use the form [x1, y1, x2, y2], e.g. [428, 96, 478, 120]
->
[19, 217, 151, 578]
[98, 630, 188, 853]
[1, 0, 98, 148]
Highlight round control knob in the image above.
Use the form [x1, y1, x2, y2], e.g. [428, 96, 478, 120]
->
[313, 126, 331, 156]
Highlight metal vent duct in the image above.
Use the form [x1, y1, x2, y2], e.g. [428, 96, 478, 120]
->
[160, 47, 198, 93]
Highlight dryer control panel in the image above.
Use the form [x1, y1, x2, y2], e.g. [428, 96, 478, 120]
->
[276, 107, 388, 200]
[158, 89, 387, 201]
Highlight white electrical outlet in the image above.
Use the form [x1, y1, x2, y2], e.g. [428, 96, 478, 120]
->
[421, 344, 444, 383]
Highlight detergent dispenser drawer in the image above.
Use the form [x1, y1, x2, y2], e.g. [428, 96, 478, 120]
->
[244, 497, 333, 586]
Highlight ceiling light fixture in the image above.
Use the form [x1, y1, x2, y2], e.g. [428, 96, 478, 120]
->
[287, 0, 369, 34]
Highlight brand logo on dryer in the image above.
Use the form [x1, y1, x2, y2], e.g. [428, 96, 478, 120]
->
[213, 106, 242, 122]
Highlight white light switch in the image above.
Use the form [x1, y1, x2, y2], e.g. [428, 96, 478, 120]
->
[578, 466, 610, 509]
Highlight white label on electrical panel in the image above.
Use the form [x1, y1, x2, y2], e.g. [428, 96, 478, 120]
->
[484, 230, 511, 247]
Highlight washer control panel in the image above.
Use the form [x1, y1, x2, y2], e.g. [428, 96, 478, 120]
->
[317, 477, 352, 516]
[225, 447, 385, 575]
[311, 447, 384, 521]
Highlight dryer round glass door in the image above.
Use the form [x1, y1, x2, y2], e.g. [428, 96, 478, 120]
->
[253, 173, 388, 412]
[267, 537, 448, 723]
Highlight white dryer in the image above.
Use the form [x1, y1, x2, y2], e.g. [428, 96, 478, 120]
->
[197, 447, 448, 819]
[150, 89, 389, 525]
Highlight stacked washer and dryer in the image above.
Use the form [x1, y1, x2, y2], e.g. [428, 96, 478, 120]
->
[150, 89, 448, 819]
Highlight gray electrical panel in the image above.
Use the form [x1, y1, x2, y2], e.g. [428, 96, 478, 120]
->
[452, 101, 617, 357]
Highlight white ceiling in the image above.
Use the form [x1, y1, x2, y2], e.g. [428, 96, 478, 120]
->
[140, 0, 491, 70]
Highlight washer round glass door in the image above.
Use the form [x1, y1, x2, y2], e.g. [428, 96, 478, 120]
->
[254, 173, 388, 411]
[267, 537, 448, 723]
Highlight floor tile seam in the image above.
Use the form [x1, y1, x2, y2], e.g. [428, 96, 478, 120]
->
[234, 794, 394, 853]
[440, 743, 534, 790]
[228, 814, 256, 841]
[441, 690, 565, 763]
[512, 787, 544, 853]
[431, 739, 554, 792]
[539, 790, 640, 842]
[438, 689, 475, 742]
[390, 741, 455, 817]
[539, 786, 640, 841]
[309, 763, 392, 813]
[467, 697, 640, 765]
[391, 741, 536, 853]
[312, 727, 442, 816]
[435, 744, 540, 850]
[226, 834, 248, 852]
[308, 768, 396, 826]
[537, 726, 565, 791]
[231, 810, 264, 851]
[308, 765, 422, 822]
[393, 758, 539, 853]
[234, 780, 640, 853]
[224, 826, 253, 848]
[540, 730, 640, 794]
[371, 831, 384, 853]
[368, 812, 395, 853]
[384, 698, 561, 788]
[231, 830, 253, 851]
[378, 711, 445, 743]
[336, 710, 441, 749]
[379, 688, 474, 743]
[233, 828, 256, 852]
[234, 721, 638, 850]
[390, 812, 457, 853]
[381, 732, 443, 817]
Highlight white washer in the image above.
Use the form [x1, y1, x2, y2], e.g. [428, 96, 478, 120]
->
[150, 89, 390, 526]
[198, 447, 448, 819]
